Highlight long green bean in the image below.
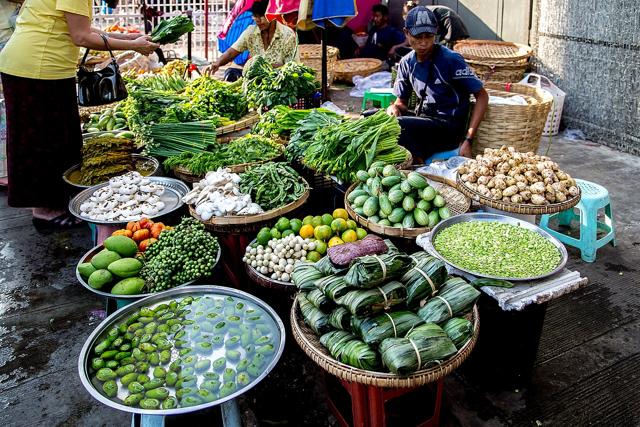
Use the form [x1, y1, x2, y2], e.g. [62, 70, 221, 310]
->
[239, 162, 307, 211]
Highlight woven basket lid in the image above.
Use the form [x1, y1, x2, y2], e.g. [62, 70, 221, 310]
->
[454, 40, 533, 62]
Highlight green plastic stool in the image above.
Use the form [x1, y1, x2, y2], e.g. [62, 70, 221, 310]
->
[361, 89, 396, 111]
[539, 179, 616, 262]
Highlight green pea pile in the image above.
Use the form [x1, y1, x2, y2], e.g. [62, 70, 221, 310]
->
[89, 295, 277, 410]
[140, 218, 219, 293]
[433, 221, 561, 278]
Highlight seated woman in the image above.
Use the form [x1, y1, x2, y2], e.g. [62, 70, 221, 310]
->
[204, 1, 298, 80]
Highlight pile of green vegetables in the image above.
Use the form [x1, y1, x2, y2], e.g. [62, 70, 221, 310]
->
[141, 121, 218, 158]
[184, 77, 247, 121]
[239, 162, 308, 211]
[126, 73, 188, 93]
[294, 246, 481, 374]
[140, 218, 219, 293]
[243, 57, 319, 110]
[253, 106, 338, 139]
[299, 111, 407, 183]
[163, 135, 284, 175]
[87, 293, 279, 410]
[150, 15, 194, 44]
[285, 109, 343, 163]
[347, 163, 450, 229]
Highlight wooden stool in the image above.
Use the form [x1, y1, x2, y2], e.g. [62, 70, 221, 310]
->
[326, 374, 444, 427]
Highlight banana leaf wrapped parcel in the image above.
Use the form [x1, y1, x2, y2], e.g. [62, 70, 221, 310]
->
[320, 330, 381, 371]
[315, 275, 352, 301]
[442, 317, 474, 350]
[401, 256, 448, 308]
[344, 252, 413, 288]
[351, 311, 425, 346]
[339, 281, 407, 316]
[417, 278, 480, 324]
[292, 262, 324, 291]
[408, 251, 432, 266]
[297, 293, 331, 335]
[307, 288, 336, 312]
[379, 323, 457, 375]
[315, 255, 349, 276]
[328, 307, 352, 331]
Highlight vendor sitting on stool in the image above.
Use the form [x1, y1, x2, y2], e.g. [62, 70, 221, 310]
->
[204, 0, 298, 81]
[387, 6, 488, 159]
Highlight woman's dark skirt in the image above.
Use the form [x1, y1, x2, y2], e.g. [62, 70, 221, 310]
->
[1, 73, 82, 208]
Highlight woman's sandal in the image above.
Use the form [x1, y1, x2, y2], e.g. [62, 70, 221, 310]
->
[32, 213, 84, 231]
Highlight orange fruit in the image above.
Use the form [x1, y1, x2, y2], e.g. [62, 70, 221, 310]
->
[330, 218, 347, 234]
[299, 224, 315, 239]
[328, 236, 344, 248]
[332, 208, 349, 220]
[314, 225, 332, 241]
[356, 228, 368, 240]
[341, 229, 357, 243]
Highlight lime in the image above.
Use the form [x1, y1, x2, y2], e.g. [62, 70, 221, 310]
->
[302, 215, 314, 226]
[314, 240, 327, 255]
[331, 218, 347, 234]
[306, 251, 322, 263]
[321, 214, 334, 226]
[332, 208, 349, 220]
[314, 225, 332, 241]
[282, 229, 295, 238]
[270, 228, 281, 239]
[256, 229, 272, 246]
[346, 219, 358, 230]
[276, 217, 290, 232]
[289, 219, 303, 234]
[356, 228, 368, 240]
[341, 229, 357, 243]
[311, 216, 323, 228]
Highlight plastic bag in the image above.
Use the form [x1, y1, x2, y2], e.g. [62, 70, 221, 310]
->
[349, 71, 392, 97]
[320, 101, 347, 116]
[562, 128, 589, 141]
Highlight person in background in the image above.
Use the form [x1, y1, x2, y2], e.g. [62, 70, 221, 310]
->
[390, 1, 470, 59]
[0, 0, 158, 229]
[204, 1, 298, 81]
[387, 7, 488, 160]
[358, 4, 405, 62]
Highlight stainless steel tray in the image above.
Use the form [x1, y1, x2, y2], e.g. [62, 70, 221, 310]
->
[76, 243, 221, 300]
[63, 154, 162, 190]
[69, 177, 189, 225]
[78, 285, 286, 416]
[427, 212, 568, 281]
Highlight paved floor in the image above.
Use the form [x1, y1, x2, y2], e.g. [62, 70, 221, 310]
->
[0, 93, 639, 426]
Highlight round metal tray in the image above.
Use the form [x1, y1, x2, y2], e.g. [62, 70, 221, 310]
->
[427, 212, 568, 281]
[76, 243, 221, 300]
[69, 177, 189, 225]
[63, 154, 162, 190]
[78, 285, 286, 416]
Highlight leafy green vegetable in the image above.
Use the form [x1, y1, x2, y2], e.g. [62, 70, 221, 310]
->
[183, 77, 247, 121]
[150, 16, 195, 44]
[141, 121, 218, 157]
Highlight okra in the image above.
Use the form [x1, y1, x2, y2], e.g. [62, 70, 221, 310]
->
[128, 381, 145, 394]
[123, 393, 144, 406]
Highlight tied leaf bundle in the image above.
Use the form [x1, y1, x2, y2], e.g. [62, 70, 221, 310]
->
[319, 330, 381, 371]
[344, 252, 413, 288]
[141, 121, 217, 158]
[442, 317, 474, 350]
[328, 307, 352, 331]
[307, 288, 336, 313]
[297, 293, 331, 335]
[150, 15, 195, 44]
[315, 256, 348, 277]
[401, 257, 448, 308]
[291, 262, 323, 291]
[315, 275, 351, 301]
[351, 311, 425, 347]
[416, 278, 480, 324]
[339, 281, 407, 317]
[379, 323, 457, 375]
[79, 136, 134, 185]
[285, 110, 343, 163]
[408, 251, 432, 266]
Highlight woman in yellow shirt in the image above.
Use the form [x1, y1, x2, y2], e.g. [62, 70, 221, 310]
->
[0, 0, 158, 229]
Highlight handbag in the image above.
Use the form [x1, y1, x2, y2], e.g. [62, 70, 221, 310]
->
[77, 34, 128, 106]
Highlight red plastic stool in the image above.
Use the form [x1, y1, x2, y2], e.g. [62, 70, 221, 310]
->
[325, 374, 444, 427]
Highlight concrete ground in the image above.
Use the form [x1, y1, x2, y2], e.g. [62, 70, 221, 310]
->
[0, 89, 639, 426]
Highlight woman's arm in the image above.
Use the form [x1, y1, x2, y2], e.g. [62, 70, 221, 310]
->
[66, 13, 158, 54]
[203, 48, 240, 76]
[91, 27, 146, 41]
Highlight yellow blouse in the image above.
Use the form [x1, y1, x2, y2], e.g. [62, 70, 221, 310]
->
[0, 0, 93, 80]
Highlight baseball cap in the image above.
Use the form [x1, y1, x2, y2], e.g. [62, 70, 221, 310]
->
[404, 6, 438, 36]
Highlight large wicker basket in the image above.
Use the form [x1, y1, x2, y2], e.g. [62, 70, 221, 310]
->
[472, 82, 553, 156]
[334, 58, 383, 83]
[299, 44, 339, 86]
[454, 40, 533, 83]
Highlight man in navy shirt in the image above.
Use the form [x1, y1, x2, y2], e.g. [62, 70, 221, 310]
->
[359, 4, 405, 61]
[388, 6, 488, 159]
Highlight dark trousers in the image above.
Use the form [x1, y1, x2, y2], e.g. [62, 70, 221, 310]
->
[397, 115, 465, 161]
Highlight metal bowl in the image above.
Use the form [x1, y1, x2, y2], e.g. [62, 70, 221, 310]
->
[76, 243, 221, 300]
[69, 177, 189, 225]
[63, 154, 162, 190]
[78, 285, 286, 416]
[428, 212, 568, 281]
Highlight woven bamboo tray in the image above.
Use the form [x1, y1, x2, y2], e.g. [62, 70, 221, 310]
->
[188, 185, 310, 233]
[344, 173, 470, 239]
[471, 82, 553, 156]
[466, 59, 528, 83]
[291, 300, 479, 388]
[245, 262, 297, 291]
[455, 174, 581, 215]
[299, 44, 339, 86]
[216, 113, 260, 137]
[454, 40, 533, 63]
[334, 58, 383, 83]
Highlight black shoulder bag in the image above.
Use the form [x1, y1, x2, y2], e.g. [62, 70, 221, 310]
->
[77, 34, 128, 106]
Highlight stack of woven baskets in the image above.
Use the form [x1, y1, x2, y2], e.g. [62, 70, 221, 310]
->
[299, 44, 339, 87]
[454, 40, 533, 83]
